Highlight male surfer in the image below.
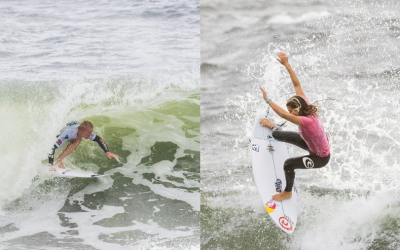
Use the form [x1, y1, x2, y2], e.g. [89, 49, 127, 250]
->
[48, 120, 118, 170]
[259, 52, 330, 202]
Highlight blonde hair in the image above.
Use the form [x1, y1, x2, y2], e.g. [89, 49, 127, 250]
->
[78, 120, 94, 130]
[286, 96, 319, 117]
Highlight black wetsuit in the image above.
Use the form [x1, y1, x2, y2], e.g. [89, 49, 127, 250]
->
[273, 130, 330, 192]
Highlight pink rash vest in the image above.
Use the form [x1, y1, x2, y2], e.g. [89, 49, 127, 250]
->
[298, 96, 330, 157]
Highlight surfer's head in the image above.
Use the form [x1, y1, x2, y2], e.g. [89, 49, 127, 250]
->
[286, 96, 318, 117]
[78, 120, 94, 139]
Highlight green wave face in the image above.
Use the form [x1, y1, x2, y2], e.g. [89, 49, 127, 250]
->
[60, 100, 200, 245]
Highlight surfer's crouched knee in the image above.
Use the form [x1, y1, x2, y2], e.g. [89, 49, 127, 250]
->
[283, 158, 296, 172]
[272, 130, 284, 141]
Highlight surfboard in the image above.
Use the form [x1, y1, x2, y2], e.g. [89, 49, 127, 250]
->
[54, 168, 105, 178]
[251, 113, 298, 234]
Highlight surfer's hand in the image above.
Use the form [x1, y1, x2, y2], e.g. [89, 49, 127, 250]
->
[259, 86, 268, 100]
[259, 118, 275, 129]
[106, 152, 118, 159]
[276, 52, 289, 66]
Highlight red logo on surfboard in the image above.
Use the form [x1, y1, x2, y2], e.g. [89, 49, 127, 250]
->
[279, 217, 293, 231]
[267, 145, 275, 152]
[265, 199, 277, 213]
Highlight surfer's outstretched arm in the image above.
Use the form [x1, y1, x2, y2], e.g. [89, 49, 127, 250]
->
[92, 135, 118, 159]
[277, 52, 305, 97]
[260, 86, 302, 126]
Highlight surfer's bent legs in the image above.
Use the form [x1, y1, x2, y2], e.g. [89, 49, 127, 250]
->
[272, 130, 330, 192]
[49, 138, 82, 166]
[282, 153, 330, 192]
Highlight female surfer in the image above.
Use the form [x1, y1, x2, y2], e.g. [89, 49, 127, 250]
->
[259, 52, 330, 202]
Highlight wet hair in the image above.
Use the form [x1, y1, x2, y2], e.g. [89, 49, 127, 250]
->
[286, 96, 319, 117]
[78, 120, 94, 130]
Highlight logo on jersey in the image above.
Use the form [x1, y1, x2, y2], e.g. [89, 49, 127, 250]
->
[56, 139, 63, 146]
[265, 199, 278, 213]
[275, 179, 282, 193]
[267, 145, 275, 152]
[67, 121, 78, 126]
[64, 135, 69, 140]
[252, 144, 259, 152]
[302, 157, 314, 169]
[279, 216, 293, 231]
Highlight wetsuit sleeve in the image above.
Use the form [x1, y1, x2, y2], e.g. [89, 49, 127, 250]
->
[92, 135, 110, 153]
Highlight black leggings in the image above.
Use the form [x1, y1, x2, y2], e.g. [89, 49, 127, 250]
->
[272, 130, 330, 192]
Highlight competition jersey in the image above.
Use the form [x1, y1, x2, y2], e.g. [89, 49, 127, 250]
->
[298, 97, 330, 157]
[54, 121, 96, 148]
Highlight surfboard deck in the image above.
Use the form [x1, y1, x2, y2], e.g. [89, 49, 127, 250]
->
[251, 113, 298, 234]
[54, 168, 105, 178]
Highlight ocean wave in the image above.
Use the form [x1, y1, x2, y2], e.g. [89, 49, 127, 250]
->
[0, 73, 200, 249]
[0, 74, 199, 197]
[267, 11, 331, 24]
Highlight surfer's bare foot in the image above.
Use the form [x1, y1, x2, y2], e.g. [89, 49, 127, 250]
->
[55, 161, 66, 169]
[259, 118, 275, 129]
[272, 191, 292, 201]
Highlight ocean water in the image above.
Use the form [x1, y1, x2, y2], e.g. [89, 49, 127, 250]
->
[0, 0, 199, 79]
[0, 1, 200, 249]
[201, 0, 400, 249]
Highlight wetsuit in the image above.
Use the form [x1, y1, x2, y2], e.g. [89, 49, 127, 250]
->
[272, 129, 330, 192]
[48, 121, 109, 165]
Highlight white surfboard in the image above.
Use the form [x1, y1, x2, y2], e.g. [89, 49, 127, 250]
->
[251, 113, 298, 234]
[55, 168, 105, 178]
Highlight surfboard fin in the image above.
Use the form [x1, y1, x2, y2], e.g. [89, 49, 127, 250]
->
[278, 121, 287, 127]
[272, 121, 287, 131]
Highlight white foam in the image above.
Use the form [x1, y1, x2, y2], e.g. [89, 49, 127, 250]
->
[291, 190, 400, 249]
[268, 11, 331, 24]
